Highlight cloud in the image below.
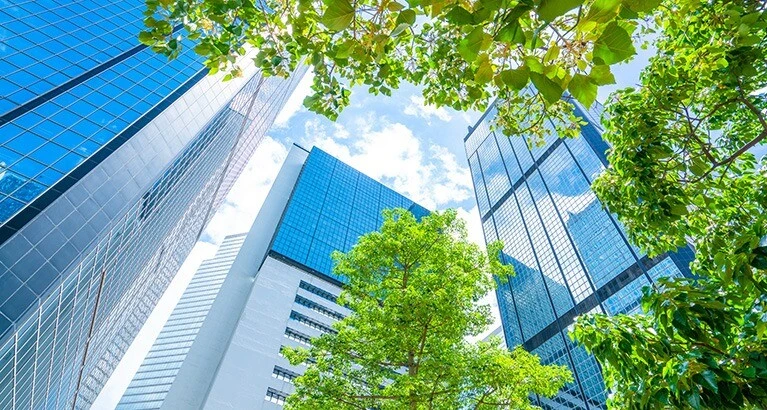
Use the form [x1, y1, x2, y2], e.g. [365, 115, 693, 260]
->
[201, 136, 289, 244]
[456, 205, 485, 248]
[272, 71, 315, 128]
[301, 116, 473, 209]
[403, 95, 453, 123]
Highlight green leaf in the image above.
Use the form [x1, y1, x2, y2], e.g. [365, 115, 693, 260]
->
[495, 20, 526, 44]
[397, 9, 416, 25]
[593, 21, 636, 65]
[699, 370, 719, 393]
[588, 65, 616, 85]
[445, 6, 474, 24]
[537, 0, 583, 22]
[458, 26, 487, 62]
[524, 56, 544, 73]
[321, 0, 355, 31]
[568, 74, 597, 108]
[474, 54, 493, 84]
[499, 66, 530, 90]
[193, 43, 211, 56]
[622, 0, 660, 13]
[584, 0, 621, 23]
[391, 22, 410, 36]
[387, 1, 405, 11]
[530, 72, 564, 105]
[138, 31, 155, 45]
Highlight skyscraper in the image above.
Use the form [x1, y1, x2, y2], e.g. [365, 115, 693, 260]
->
[117, 145, 428, 409]
[464, 100, 694, 409]
[0, 2, 305, 408]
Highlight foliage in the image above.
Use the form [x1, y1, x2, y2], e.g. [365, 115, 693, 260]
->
[571, 0, 767, 408]
[140, 0, 659, 143]
[282, 209, 572, 409]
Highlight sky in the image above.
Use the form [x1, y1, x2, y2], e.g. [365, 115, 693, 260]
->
[93, 52, 651, 408]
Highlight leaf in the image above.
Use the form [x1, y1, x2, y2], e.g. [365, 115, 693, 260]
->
[391, 22, 410, 36]
[321, 0, 355, 31]
[387, 1, 405, 11]
[445, 6, 474, 24]
[568, 74, 597, 107]
[593, 21, 636, 65]
[193, 43, 211, 56]
[458, 26, 487, 62]
[397, 9, 416, 25]
[499, 66, 530, 90]
[622, 0, 660, 13]
[138, 31, 155, 45]
[474, 54, 493, 84]
[699, 370, 719, 393]
[524, 56, 544, 73]
[588, 65, 616, 85]
[495, 20, 526, 44]
[537, 0, 583, 22]
[530, 72, 564, 105]
[584, 0, 621, 23]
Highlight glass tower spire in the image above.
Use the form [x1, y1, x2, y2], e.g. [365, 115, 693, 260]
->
[0, 1, 306, 408]
[464, 99, 694, 409]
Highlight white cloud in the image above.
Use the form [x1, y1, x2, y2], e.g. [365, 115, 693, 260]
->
[201, 136, 289, 244]
[301, 117, 473, 209]
[403, 95, 453, 123]
[272, 71, 315, 128]
[93, 137, 290, 408]
[456, 205, 485, 248]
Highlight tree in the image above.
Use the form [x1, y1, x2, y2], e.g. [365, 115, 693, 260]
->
[571, 1, 767, 409]
[140, 0, 658, 143]
[140, 0, 767, 406]
[282, 209, 572, 409]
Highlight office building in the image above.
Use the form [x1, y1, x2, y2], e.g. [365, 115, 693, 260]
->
[464, 100, 694, 409]
[117, 145, 428, 409]
[0, 1, 305, 407]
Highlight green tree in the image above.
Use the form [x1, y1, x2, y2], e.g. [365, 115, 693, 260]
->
[282, 209, 572, 409]
[140, 0, 767, 406]
[140, 0, 657, 143]
[571, 1, 767, 409]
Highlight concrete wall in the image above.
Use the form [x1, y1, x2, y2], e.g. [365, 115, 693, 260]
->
[160, 145, 308, 409]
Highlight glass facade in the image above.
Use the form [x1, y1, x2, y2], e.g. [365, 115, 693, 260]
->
[0, 1, 307, 408]
[117, 233, 247, 410]
[114, 146, 428, 409]
[465, 100, 694, 409]
[271, 147, 430, 282]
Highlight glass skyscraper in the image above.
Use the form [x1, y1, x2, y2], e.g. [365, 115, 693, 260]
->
[116, 145, 428, 409]
[464, 100, 694, 409]
[0, 1, 305, 408]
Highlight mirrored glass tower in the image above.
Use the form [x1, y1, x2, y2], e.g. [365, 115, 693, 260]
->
[0, 1, 305, 408]
[464, 100, 694, 409]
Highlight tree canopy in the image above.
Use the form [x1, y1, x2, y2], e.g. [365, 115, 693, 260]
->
[140, 0, 657, 143]
[571, 1, 767, 409]
[139, 0, 767, 407]
[282, 209, 572, 409]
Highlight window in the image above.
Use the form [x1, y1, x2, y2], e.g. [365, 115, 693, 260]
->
[284, 328, 311, 346]
[294, 295, 344, 321]
[265, 388, 288, 406]
[298, 281, 337, 303]
[289, 311, 336, 334]
[272, 366, 299, 383]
